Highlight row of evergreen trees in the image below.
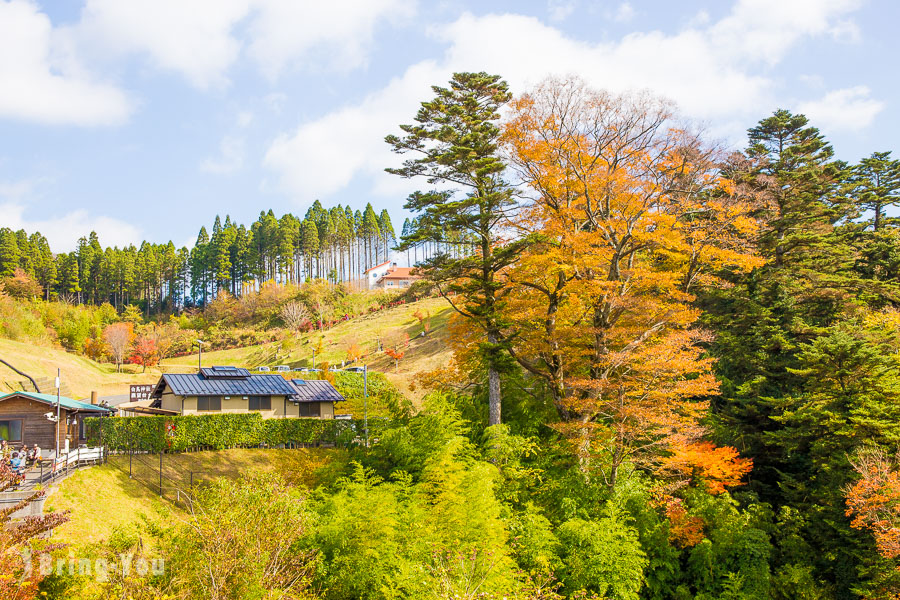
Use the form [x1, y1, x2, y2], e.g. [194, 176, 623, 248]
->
[0, 201, 408, 311]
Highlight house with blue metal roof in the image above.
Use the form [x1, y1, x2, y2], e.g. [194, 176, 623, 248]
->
[0, 390, 112, 450]
[148, 366, 345, 419]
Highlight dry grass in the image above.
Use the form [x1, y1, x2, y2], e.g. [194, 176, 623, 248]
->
[0, 296, 455, 405]
[0, 338, 160, 399]
[161, 296, 456, 405]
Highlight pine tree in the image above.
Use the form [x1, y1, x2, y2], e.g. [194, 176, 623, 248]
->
[855, 151, 900, 231]
[747, 109, 844, 267]
[386, 72, 525, 425]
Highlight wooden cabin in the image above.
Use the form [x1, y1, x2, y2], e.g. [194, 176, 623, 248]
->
[0, 391, 112, 451]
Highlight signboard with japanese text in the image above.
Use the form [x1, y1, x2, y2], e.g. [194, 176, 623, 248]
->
[130, 384, 153, 402]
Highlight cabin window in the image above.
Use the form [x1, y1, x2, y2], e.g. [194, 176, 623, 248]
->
[197, 396, 222, 411]
[0, 419, 23, 442]
[298, 403, 321, 417]
[249, 396, 271, 410]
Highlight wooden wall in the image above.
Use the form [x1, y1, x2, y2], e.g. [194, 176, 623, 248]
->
[0, 396, 83, 451]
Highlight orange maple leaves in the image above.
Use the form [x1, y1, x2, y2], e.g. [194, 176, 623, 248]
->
[498, 77, 758, 491]
[846, 448, 900, 561]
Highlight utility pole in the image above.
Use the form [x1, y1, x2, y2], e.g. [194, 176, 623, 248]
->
[363, 364, 368, 448]
[55, 368, 61, 461]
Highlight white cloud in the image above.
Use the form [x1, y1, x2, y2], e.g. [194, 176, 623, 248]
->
[264, 60, 445, 200]
[547, 0, 576, 21]
[263, 1, 873, 203]
[264, 92, 288, 114]
[69, 0, 415, 87]
[200, 135, 245, 175]
[72, 0, 249, 89]
[613, 2, 634, 23]
[0, 179, 35, 199]
[708, 0, 862, 66]
[236, 111, 254, 128]
[797, 86, 885, 132]
[247, 0, 417, 80]
[0, 0, 131, 126]
[0, 201, 141, 252]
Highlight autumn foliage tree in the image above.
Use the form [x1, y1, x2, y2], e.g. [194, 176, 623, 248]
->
[847, 447, 900, 562]
[383, 330, 410, 371]
[103, 321, 133, 372]
[500, 78, 761, 487]
[0, 462, 69, 600]
[131, 334, 159, 372]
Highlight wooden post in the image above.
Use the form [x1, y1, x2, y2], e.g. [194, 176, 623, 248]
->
[159, 452, 163, 496]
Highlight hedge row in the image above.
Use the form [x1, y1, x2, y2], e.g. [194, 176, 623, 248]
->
[85, 413, 387, 452]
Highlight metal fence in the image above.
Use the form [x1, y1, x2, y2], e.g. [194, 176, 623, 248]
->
[106, 450, 211, 506]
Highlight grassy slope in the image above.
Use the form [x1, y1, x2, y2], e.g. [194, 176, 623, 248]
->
[161, 296, 455, 403]
[0, 338, 160, 399]
[46, 447, 344, 548]
[0, 296, 454, 402]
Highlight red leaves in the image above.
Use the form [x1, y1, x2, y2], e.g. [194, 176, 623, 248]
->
[129, 334, 159, 371]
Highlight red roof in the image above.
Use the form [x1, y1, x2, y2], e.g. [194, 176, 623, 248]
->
[381, 267, 420, 280]
[364, 261, 391, 274]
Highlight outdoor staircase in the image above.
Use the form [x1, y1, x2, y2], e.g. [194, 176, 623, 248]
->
[18, 376, 75, 398]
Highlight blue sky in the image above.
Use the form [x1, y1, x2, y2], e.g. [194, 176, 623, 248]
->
[0, 0, 897, 251]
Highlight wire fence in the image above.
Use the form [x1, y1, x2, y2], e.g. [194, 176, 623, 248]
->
[107, 450, 210, 506]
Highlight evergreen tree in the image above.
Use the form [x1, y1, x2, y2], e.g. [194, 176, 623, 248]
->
[378, 209, 395, 263]
[386, 71, 526, 425]
[300, 219, 319, 280]
[747, 109, 845, 267]
[0, 228, 20, 277]
[855, 151, 900, 231]
[57, 252, 81, 297]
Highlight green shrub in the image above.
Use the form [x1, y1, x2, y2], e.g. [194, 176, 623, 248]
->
[87, 413, 388, 452]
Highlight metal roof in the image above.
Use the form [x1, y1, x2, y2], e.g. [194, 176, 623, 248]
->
[152, 373, 299, 398]
[199, 366, 252, 379]
[0, 391, 112, 413]
[290, 379, 346, 403]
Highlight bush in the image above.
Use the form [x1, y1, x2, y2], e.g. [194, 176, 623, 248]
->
[86, 413, 389, 452]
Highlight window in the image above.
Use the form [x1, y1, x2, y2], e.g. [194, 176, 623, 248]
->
[0, 419, 23, 442]
[197, 396, 222, 411]
[298, 402, 321, 417]
[249, 396, 272, 411]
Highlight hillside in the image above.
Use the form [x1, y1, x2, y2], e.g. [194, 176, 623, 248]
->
[161, 296, 455, 402]
[46, 448, 344, 548]
[0, 337, 159, 399]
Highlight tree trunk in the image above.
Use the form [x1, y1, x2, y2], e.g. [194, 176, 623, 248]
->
[487, 329, 502, 426]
